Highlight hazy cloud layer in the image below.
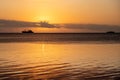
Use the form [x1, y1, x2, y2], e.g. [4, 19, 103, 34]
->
[62, 24, 120, 32]
[0, 19, 57, 28]
[0, 19, 120, 32]
[0, 19, 37, 28]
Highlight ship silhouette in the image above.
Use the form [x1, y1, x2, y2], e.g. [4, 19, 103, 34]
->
[22, 30, 34, 33]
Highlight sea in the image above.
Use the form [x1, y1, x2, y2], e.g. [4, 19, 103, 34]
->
[0, 33, 120, 80]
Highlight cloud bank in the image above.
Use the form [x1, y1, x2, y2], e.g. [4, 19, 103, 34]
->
[62, 24, 120, 32]
[0, 19, 120, 32]
[0, 19, 57, 28]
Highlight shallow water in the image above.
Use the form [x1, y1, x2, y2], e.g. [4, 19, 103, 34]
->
[0, 42, 120, 80]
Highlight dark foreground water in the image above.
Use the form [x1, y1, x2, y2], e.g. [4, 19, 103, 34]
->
[0, 33, 120, 80]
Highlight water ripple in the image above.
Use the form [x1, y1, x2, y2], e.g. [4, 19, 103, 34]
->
[0, 59, 120, 80]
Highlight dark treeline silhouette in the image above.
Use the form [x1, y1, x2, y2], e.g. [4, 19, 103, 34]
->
[106, 31, 115, 34]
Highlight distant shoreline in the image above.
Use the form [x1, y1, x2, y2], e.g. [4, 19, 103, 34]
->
[0, 32, 120, 34]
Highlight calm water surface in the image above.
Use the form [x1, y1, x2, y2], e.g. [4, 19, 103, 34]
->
[0, 33, 120, 80]
[0, 42, 120, 80]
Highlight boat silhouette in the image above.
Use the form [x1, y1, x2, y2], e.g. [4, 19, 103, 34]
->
[22, 30, 34, 33]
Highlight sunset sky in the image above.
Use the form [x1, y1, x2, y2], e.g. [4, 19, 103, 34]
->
[0, 0, 120, 33]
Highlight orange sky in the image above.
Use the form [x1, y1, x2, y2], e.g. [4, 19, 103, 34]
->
[0, 0, 120, 33]
[0, 0, 120, 25]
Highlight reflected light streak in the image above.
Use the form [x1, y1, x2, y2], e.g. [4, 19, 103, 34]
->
[41, 43, 45, 54]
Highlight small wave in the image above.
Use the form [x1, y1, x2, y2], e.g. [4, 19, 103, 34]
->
[0, 59, 120, 80]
